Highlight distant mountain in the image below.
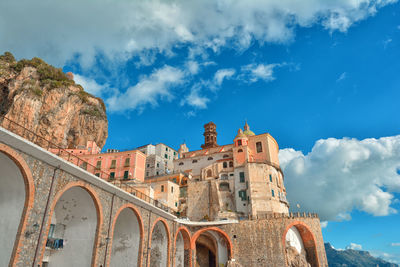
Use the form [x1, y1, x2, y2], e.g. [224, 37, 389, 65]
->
[325, 243, 398, 267]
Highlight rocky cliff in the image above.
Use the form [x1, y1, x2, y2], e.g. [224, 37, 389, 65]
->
[0, 52, 108, 149]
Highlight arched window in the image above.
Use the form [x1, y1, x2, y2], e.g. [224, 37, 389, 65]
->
[223, 162, 227, 168]
[208, 157, 213, 160]
[207, 169, 212, 177]
[178, 162, 184, 166]
[229, 161, 233, 167]
[192, 159, 198, 163]
[223, 154, 229, 158]
[237, 149, 243, 153]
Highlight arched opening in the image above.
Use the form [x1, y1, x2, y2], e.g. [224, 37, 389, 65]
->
[109, 207, 143, 267]
[0, 151, 31, 266]
[219, 182, 230, 192]
[284, 223, 319, 267]
[42, 186, 99, 267]
[174, 227, 191, 267]
[149, 219, 170, 267]
[206, 170, 212, 177]
[192, 228, 232, 267]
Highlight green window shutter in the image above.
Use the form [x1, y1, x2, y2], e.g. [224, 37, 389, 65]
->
[269, 174, 272, 182]
[271, 189, 275, 197]
[239, 172, 245, 183]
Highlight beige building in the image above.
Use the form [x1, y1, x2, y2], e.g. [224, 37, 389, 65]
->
[137, 143, 178, 177]
[174, 122, 289, 221]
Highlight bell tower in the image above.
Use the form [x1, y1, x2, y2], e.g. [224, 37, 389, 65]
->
[201, 122, 218, 149]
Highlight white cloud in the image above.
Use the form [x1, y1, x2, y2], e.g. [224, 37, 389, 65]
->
[336, 72, 347, 82]
[181, 84, 209, 109]
[73, 74, 108, 96]
[383, 38, 393, 49]
[186, 60, 200, 75]
[213, 69, 236, 86]
[346, 243, 362, 250]
[240, 63, 279, 83]
[0, 0, 396, 67]
[320, 221, 328, 228]
[280, 135, 400, 221]
[106, 65, 184, 112]
[391, 243, 400, 247]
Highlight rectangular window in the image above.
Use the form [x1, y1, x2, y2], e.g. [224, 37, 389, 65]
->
[96, 160, 101, 169]
[271, 189, 275, 197]
[95, 173, 100, 177]
[110, 159, 116, 169]
[166, 147, 168, 151]
[146, 172, 149, 177]
[269, 174, 272, 182]
[239, 172, 245, 183]
[237, 140, 242, 146]
[157, 163, 160, 168]
[175, 202, 178, 207]
[110, 172, 115, 180]
[147, 164, 150, 168]
[256, 142, 263, 153]
[124, 158, 130, 167]
[239, 190, 247, 201]
[171, 186, 174, 193]
[164, 154, 168, 159]
[161, 185, 164, 192]
[123, 171, 129, 180]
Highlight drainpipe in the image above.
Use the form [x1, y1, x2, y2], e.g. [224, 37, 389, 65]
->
[32, 166, 59, 267]
[103, 194, 115, 267]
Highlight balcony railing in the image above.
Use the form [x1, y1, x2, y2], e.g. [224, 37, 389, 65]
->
[46, 238, 63, 249]
[0, 114, 174, 215]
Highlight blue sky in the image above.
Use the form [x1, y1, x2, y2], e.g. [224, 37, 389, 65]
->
[1, 0, 400, 263]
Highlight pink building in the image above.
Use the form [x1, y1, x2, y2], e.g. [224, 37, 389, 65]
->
[50, 141, 146, 182]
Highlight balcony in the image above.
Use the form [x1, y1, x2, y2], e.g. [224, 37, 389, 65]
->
[279, 194, 288, 204]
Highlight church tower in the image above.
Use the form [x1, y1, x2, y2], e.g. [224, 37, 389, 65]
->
[201, 122, 218, 149]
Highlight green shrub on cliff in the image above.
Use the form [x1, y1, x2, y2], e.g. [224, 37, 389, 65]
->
[0, 52, 15, 63]
[12, 57, 75, 89]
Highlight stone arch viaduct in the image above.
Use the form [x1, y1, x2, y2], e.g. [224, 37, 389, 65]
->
[0, 125, 328, 267]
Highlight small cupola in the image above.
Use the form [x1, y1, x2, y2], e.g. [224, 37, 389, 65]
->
[243, 121, 255, 136]
[234, 128, 248, 146]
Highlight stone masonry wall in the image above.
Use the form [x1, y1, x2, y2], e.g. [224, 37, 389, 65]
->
[218, 216, 327, 267]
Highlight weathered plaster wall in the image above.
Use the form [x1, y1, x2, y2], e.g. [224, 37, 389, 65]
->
[110, 208, 140, 267]
[175, 232, 185, 267]
[46, 187, 97, 267]
[0, 152, 25, 267]
[150, 221, 168, 267]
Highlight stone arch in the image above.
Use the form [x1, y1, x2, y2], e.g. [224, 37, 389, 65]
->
[108, 204, 144, 267]
[148, 218, 171, 267]
[191, 227, 233, 267]
[174, 227, 191, 267]
[282, 221, 320, 267]
[39, 182, 103, 267]
[0, 144, 35, 266]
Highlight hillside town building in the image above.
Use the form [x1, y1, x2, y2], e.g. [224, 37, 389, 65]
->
[0, 117, 328, 267]
[175, 122, 289, 220]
